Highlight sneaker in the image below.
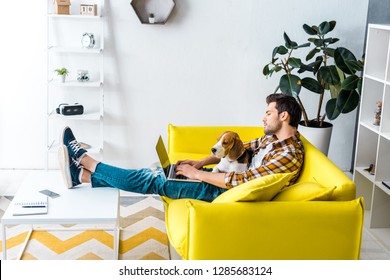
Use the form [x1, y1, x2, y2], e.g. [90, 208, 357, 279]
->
[61, 126, 87, 161]
[58, 144, 83, 189]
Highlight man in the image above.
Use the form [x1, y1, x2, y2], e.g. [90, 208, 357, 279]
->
[58, 93, 304, 202]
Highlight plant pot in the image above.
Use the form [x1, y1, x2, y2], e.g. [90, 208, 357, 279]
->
[149, 17, 155, 24]
[59, 75, 66, 83]
[298, 121, 333, 155]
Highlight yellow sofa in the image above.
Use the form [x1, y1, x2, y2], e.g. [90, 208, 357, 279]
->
[162, 124, 364, 260]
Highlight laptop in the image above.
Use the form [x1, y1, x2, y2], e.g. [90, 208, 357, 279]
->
[155, 136, 201, 182]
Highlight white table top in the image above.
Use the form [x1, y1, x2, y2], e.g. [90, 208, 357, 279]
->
[2, 170, 119, 224]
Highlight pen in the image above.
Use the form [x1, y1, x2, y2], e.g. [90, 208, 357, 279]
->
[22, 206, 46, 208]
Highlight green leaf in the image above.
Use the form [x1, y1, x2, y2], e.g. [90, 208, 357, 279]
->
[301, 77, 323, 94]
[319, 21, 331, 35]
[274, 65, 283, 72]
[290, 41, 298, 48]
[337, 89, 360, 114]
[288, 57, 302, 68]
[303, 24, 317, 35]
[312, 57, 323, 73]
[334, 47, 357, 75]
[335, 65, 345, 84]
[283, 32, 292, 48]
[318, 65, 340, 85]
[306, 48, 320, 61]
[313, 39, 324, 47]
[263, 65, 270, 76]
[323, 38, 339, 46]
[341, 75, 359, 90]
[326, 98, 341, 120]
[299, 59, 322, 74]
[346, 60, 364, 72]
[328, 21, 337, 32]
[272, 45, 288, 58]
[284, 32, 298, 49]
[329, 84, 341, 99]
[298, 63, 315, 74]
[279, 74, 301, 95]
[323, 37, 335, 43]
[296, 42, 311, 49]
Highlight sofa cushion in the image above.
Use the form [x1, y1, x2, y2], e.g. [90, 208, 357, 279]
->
[212, 172, 294, 203]
[272, 181, 336, 201]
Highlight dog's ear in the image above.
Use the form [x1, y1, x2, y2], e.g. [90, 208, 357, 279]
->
[228, 133, 245, 160]
[217, 131, 228, 141]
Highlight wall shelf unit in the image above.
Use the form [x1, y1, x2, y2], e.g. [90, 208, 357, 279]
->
[353, 23, 390, 250]
[46, 0, 105, 169]
[130, 0, 175, 24]
[49, 46, 103, 54]
[48, 81, 102, 87]
[48, 14, 102, 20]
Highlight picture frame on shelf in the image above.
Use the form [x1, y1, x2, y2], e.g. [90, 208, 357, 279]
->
[80, 4, 97, 16]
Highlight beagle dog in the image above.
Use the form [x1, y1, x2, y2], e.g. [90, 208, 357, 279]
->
[211, 131, 250, 173]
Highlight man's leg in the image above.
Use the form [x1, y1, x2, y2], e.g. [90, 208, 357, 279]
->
[59, 127, 226, 202]
[89, 162, 226, 201]
[80, 154, 99, 173]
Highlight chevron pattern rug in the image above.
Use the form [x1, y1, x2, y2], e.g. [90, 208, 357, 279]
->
[0, 195, 169, 260]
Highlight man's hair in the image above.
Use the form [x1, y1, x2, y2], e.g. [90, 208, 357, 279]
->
[266, 93, 302, 128]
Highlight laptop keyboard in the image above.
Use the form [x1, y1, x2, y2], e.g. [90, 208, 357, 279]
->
[175, 174, 188, 180]
[170, 165, 188, 180]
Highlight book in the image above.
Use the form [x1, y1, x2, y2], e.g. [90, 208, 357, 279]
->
[12, 193, 48, 216]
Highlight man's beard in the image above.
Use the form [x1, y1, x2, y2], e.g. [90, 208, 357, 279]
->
[264, 122, 282, 136]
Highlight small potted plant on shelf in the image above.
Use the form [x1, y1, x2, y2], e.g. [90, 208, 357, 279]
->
[262, 20, 364, 154]
[54, 67, 69, 83]
[148, 13, 155, 24]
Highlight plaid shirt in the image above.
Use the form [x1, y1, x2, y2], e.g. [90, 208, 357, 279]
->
[224, 132, 304, 188]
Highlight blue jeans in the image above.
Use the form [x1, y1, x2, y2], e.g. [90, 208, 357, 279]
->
[90, 163, 227, 202]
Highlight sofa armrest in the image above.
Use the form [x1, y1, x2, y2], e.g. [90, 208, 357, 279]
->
[165, 198, 364, 260]
[298, 137, 356, 200]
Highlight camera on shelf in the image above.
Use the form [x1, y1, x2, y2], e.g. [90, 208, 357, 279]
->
[56, 103, 84, 116]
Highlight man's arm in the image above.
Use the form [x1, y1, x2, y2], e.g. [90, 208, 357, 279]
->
[176, 154, 220, 169]
[175, 164, 228, 188]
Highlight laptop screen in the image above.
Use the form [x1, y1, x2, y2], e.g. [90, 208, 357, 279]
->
[156, 136, 171, 169]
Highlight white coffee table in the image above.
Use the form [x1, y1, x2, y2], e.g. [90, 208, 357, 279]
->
[1, 171, 119, 260]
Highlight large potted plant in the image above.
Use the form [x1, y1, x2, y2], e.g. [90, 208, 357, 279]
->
[263, 20, 364, 154]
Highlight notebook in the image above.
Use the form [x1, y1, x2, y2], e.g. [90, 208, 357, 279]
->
[12, 193, 48, 216]
[155, 135, 200, 182]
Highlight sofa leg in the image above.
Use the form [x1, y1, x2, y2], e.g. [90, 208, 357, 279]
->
[168, 241, 182, 260]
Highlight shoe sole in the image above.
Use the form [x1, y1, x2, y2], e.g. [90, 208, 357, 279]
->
[58, 144, 73, 189]
[61, 126, 70, 147]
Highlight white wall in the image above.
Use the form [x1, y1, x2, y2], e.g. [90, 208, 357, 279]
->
[0, 0, 369, 172]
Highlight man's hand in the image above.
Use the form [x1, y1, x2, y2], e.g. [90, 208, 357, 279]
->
[176, 159, 204, 170]
[176, 163, 228, 189]
[176, 154, 221, 170]
[175, 164, 201, 180]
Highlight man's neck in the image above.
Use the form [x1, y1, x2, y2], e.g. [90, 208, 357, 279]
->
[274, 127, 297, 141]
